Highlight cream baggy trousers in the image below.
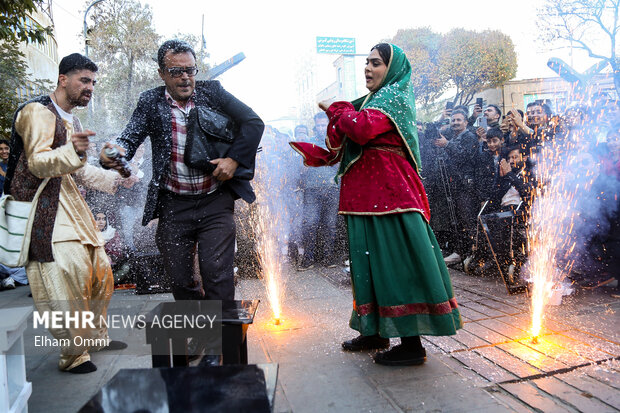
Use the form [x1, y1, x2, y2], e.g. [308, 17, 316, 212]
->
[26, 241, 113, 370]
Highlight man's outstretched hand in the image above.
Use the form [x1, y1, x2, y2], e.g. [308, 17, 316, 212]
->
[72, 130, 96, 156]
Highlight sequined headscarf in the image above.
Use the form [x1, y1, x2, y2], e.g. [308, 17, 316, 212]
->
[337, 43, 421, 178]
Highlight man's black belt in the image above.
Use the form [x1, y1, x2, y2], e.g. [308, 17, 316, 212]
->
[160, 188, 220, 200]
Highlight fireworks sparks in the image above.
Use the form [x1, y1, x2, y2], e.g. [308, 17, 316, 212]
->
[252, 184, 286, 325]
[526, 99, 600, 340]
[250, 139, 298, 326]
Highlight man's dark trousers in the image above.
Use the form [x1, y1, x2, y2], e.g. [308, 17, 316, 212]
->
[156, 188, 236, 300]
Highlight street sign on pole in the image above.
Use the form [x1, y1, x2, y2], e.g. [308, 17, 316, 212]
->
[316, 37, 356, 54]
[206, 52, 246, 79]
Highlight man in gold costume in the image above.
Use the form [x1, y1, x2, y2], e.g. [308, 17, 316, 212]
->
[4, 53, 127, 374]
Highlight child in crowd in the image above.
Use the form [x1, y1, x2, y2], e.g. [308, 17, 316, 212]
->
[476, 127, 504, 206]
[491, 146, 534, 210]
[483, 147, 532, 280]
[93, 209, 129, 284]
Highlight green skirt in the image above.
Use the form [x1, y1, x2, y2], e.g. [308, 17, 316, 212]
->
[347, 212, 463, 338]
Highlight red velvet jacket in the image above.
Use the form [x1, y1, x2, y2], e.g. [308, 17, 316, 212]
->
[291, 102, 430, 220]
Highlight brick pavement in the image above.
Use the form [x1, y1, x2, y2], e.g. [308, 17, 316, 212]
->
[1, 265, 618, 412]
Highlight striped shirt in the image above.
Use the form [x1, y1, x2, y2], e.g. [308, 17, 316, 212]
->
[162, 90, 220, 195]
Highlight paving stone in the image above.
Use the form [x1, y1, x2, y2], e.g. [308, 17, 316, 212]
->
[452, 351, 518, 383]
[439, 354, 492, 388]
[579, 360, 620, 390]
[454, 289, 486, 303]
[532, 376, 618, 412]
[496, 341, 567, 373]
[5, 263, 618, 412]
[475, 346, 541, 378]
[360, 355, 455, 386]
[499, 382, 578, 412]
[474, 299, 525, 316]
[425, 335, 468, 353]
[554, 312, 620, 342]
[421, 338, 446, 355]
[518, 336, 592, 366]
[484, 385, 538, 412]
[380, 374, 512, 413]
[452, 328, 491, 349]
[559, 330, 620, 357]
[478, 318, 529, 341]
[463, 321, 512, 345]
[457, 305, 490, 322]
[510, 312, 574, 333]
[461, 301, 507, 317]
[555, 369, 620, 410]
[534, 334, 610, 363]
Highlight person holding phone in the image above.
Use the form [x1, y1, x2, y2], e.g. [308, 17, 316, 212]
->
[472, 97, 483, 124]
[475, 104, 502, 142]
[437, 101, 455, 127]
[291, 43, 462, 366]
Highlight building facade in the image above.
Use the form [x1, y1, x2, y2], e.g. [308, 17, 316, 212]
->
[16, 1, 58, 101]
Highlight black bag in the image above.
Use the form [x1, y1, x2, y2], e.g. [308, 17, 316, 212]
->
[184, 106, 254, 179]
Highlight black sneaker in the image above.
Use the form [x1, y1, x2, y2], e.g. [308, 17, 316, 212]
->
[342, 335, 390, 351]
[373, 344, 426, 366]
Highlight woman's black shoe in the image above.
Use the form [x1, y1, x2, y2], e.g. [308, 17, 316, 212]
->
[342, 335, 390, 351]
[373, 344, 426, 366]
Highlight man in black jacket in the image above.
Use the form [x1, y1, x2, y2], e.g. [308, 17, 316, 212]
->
[101, 40, 263, 302]
[433, 109, 480, 264]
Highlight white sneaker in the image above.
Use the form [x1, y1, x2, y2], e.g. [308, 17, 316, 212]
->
[444, 253, 462, 265]
[1, 277, 16, 290]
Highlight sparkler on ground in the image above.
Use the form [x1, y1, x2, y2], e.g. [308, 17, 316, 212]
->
[527, 110, 597, 341]
[250, 154, 292, 325]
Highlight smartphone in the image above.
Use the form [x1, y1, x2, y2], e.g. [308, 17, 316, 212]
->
[446, 101, 454, 110]
[479, 117, 488, 130]
[476, 97, 483, 107]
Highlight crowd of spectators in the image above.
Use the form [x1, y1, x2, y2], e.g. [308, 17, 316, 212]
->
[2, 95, 618, 294]
[419, 95, 620, 289]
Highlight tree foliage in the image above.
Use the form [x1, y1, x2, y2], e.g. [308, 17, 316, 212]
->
[537, 0, 620, 97]
[84, 0, 161, 134]
[0, 0, 53, 44]
[390, 28, 518, 106]
[83, 0, 211, 135]
[0, 40, 52, 138]
[390, 28, 448, 107]
[0, 41, 29, 138]
[439, 29, 518, 105]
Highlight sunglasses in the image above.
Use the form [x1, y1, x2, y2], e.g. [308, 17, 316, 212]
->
[163, 66, 199, 78]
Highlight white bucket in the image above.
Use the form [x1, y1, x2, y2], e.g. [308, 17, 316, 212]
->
[548, 286, 563, 306]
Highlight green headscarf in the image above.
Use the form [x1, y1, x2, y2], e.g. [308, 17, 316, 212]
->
[337, 43, 421, 178]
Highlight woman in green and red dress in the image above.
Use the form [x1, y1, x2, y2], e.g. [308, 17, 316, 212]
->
[290, 43, 462, 366]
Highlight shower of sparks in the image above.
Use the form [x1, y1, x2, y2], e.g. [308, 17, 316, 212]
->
[527, 99, 598, 339]
[250, 145, 293, 325]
